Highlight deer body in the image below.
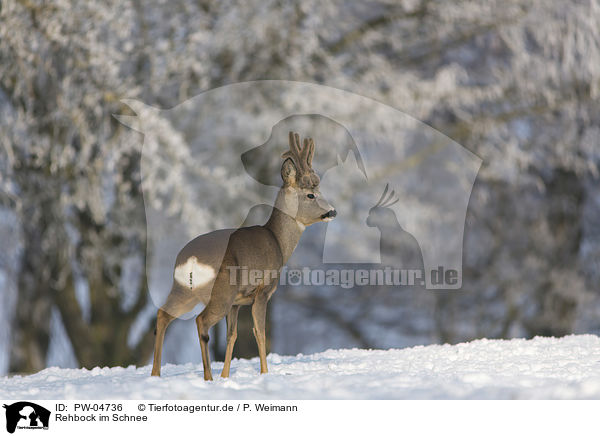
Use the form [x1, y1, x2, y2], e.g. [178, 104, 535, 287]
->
[151, 132, 336, 379]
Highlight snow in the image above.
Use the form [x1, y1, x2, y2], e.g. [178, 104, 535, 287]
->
[2, 335, 600, 400]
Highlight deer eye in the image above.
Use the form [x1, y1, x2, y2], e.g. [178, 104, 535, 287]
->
[307, 194, 315, 199]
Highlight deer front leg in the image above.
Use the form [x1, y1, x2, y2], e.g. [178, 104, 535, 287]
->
[251, 290, 271, 374]
[220, 305, 240, 378]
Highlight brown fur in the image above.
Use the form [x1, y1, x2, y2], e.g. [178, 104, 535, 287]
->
[151, 132, 336, 379]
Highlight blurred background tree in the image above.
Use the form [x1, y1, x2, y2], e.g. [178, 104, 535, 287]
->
[0, 0, 599, 374]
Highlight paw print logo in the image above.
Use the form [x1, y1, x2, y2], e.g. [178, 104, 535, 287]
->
[287, 269, 302, 286]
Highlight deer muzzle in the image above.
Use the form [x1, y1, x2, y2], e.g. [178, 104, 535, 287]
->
[321, 209, 337, 221]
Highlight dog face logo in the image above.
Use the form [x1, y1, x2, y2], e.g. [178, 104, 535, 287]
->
[116, 80, 481, 306]
[3, 402, 50, 434]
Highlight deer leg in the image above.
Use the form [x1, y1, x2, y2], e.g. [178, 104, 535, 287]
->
[220, 305, 240, 378]
[251, 291, 270, 374]
[195, 313, 214, 381]
[151, 308, 175, 376]
[196, 295, 235, 381]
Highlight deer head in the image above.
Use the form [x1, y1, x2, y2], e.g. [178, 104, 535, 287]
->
[275, 131, 337, 227]
[366, 183, 399, 228]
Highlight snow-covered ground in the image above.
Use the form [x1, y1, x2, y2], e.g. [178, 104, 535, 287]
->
[2, 335, 600, 400]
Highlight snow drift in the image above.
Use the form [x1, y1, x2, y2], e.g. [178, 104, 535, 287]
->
[2, 335, 600, 400]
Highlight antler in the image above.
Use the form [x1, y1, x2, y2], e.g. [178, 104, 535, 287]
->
[282, 131, 320, 188]
[374, 183, 399, 208]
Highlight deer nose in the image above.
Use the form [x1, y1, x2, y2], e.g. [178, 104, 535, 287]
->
[321, 209, 337, 219]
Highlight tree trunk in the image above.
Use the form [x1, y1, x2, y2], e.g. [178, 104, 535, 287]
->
[8, 198, 55, 374]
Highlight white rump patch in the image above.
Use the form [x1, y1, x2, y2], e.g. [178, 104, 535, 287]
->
[174, 256, 216, 289]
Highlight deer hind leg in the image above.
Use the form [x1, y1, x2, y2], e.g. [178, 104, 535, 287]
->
[220, 305, 240, 378]
[151, 308, 175, 376]
[251, 291, 270, 374]
[195, 314, 212, 381]
[152, 283, 201, 377]
[195, 295, 235, 381]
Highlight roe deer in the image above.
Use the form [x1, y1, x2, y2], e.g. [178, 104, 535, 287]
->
[151, 132, 337, 379]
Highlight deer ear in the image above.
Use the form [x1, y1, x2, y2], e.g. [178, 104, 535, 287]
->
[281, 158, 297, 186]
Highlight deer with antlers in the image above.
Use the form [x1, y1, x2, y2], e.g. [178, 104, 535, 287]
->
[151, 132, 337, 379]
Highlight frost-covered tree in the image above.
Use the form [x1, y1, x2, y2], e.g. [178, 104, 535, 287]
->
[1, 0, 599, 374]
[0, 0, 153, 372]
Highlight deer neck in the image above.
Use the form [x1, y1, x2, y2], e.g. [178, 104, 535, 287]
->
[264, 197, 305, 265]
